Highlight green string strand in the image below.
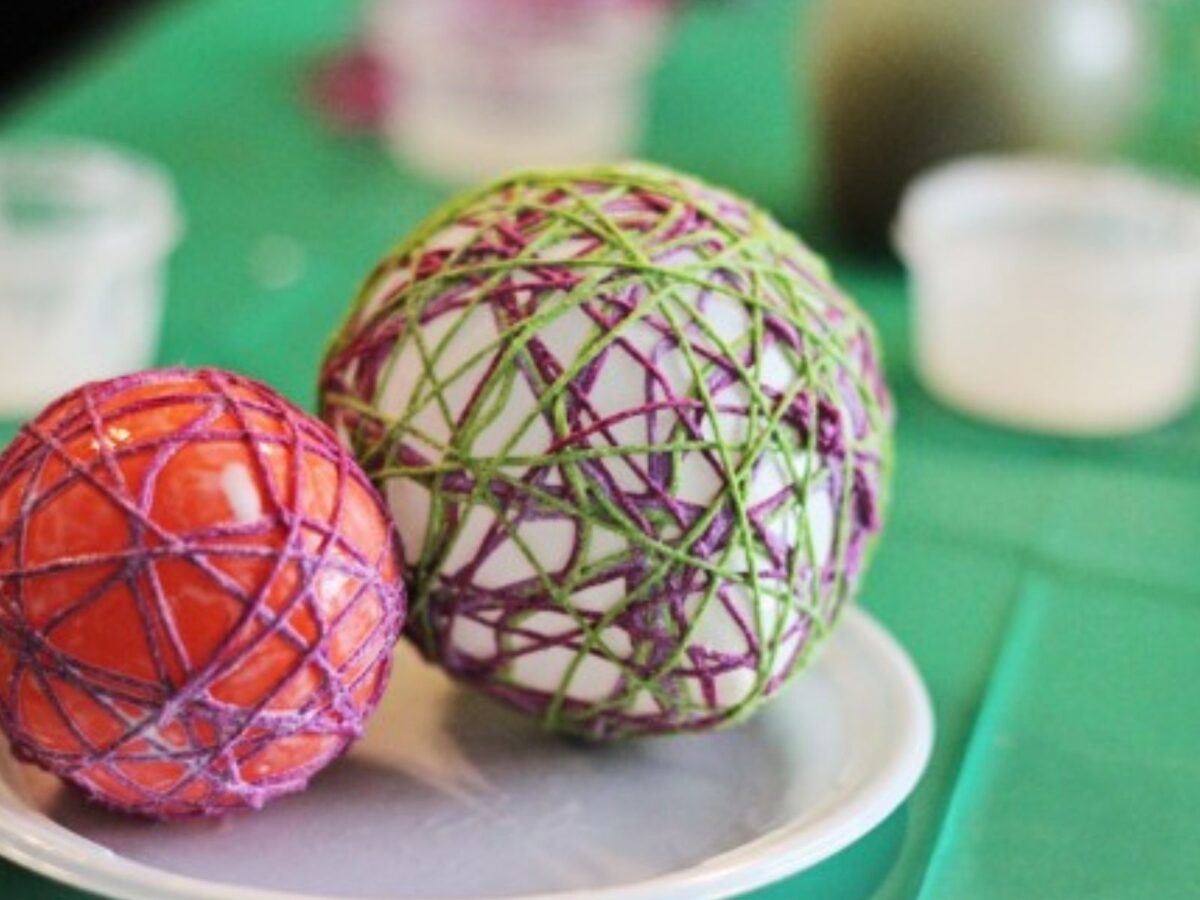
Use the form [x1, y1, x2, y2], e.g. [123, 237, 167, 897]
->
[320, 162, 893, 739]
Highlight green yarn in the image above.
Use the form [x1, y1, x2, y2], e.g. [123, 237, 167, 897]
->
[321, 162, 893, 738]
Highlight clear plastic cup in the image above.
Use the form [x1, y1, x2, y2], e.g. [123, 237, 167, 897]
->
[0, 141, 181, 418]
[895, 156, 1200, 435]
[368, 0, 669, 184]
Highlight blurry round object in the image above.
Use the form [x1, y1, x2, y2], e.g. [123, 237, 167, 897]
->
[810, 0, 1150, 250]
[321, 163, 892, 738]
[369, 0, 669, 183]
[0, 141, 182, 418]
[0, 369, 406, 817]
[307, 47, 391, 133]
[896, 156, 1200, 435]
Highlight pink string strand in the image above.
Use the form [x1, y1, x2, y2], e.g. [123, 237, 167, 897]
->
[0, 369, 405, 818]
[321, 164, 892, 739]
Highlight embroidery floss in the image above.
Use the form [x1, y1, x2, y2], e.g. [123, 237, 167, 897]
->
[0, 369, 405, 817]
[322, 163, 891, 739]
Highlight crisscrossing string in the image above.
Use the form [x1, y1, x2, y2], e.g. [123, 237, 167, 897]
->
[0, 369, 404, 817]
[322, 164, 891, 739]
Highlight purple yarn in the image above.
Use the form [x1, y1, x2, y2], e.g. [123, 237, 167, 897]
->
[0, 369, 406, 818]
[322, 164, 891, 739]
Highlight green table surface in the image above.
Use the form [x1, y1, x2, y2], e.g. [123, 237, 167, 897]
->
[2, 1, 1198, 898]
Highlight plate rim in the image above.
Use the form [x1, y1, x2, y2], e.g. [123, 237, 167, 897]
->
[0, 606, 934, 900]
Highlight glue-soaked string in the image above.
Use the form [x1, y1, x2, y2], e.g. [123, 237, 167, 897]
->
[321, 163, 891, 739]
[0, 369, 405, 818]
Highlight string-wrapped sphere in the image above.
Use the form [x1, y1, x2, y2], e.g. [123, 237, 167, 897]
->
[321, 163, 891, 739]
[0, 369, 405, 817]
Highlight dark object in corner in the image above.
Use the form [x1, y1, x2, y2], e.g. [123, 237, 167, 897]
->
[0, 0, 164, 108]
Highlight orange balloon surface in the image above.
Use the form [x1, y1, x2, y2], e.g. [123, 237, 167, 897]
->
[0, 369, 405, 818]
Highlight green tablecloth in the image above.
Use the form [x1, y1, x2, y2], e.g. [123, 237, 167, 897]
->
[1, 1, 1197, 898]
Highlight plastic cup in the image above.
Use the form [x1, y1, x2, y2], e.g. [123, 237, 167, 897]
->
[0, 141, 181, 419]
[368, 0, 669, 184]
[895, 156, 1200, 435]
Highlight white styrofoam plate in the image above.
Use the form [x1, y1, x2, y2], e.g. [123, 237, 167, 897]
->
[0, 606, 933, 900]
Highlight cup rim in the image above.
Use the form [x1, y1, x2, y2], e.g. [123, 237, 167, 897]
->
[367, 0, 669, 85]
[0, 139, 183, 275]
[893, 154, 1200, 267]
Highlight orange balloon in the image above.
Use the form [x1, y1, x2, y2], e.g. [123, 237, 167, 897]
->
[0, 369, 405, 818]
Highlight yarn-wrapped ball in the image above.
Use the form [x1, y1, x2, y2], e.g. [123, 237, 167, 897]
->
[321, 163, 891, 739]
[0, 369, 405, 817]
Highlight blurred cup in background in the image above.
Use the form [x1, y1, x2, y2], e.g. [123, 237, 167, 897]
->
[0, 141, 181, 418]
[896, 156, 1200, 436]
[368, 0, 669, 184]
[809, 0, 1150, 252]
